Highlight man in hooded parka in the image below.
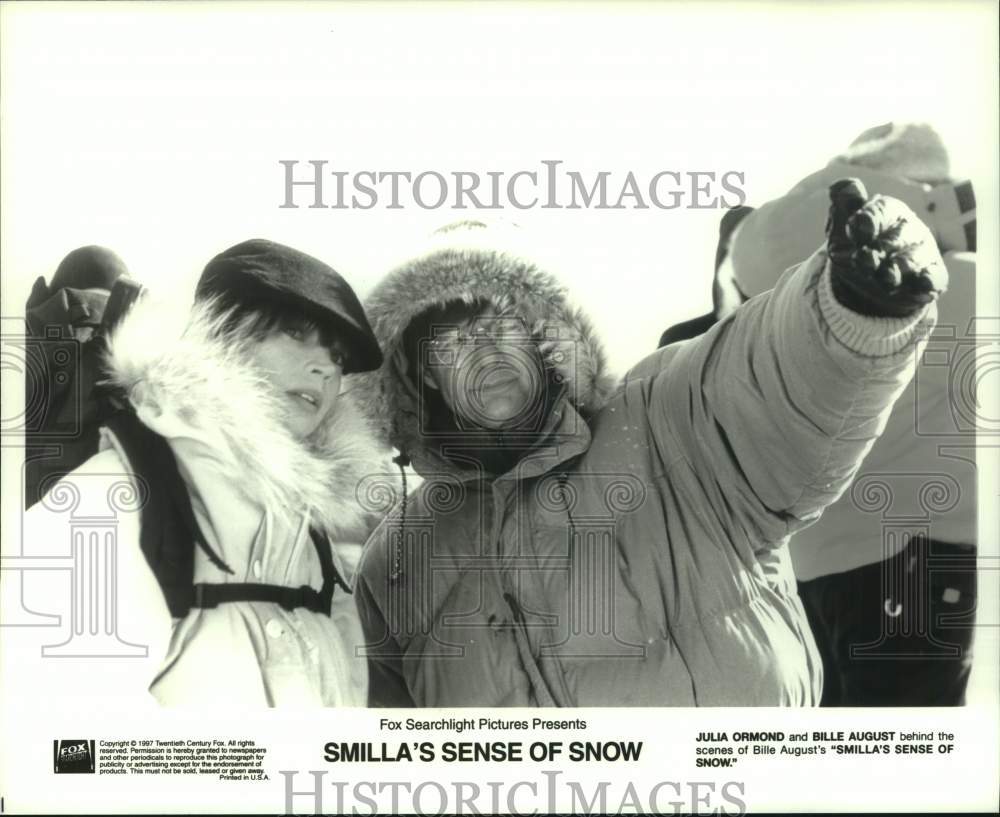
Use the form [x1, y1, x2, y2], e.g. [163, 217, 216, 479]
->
[352, 181, 948, 707]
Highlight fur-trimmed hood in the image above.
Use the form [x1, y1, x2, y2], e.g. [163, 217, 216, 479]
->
[103, 294, 389, 540]
[352, 222, 618, 467]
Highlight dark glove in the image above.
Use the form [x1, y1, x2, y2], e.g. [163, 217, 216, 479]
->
[826, 178, 948, 318]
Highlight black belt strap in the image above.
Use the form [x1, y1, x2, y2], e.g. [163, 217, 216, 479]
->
[192, 582, 328, 614]
[189, 529, 351, 616]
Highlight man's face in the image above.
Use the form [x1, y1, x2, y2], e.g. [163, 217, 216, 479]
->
[421, 306, 546, 431]
[249, 323, 344, 439]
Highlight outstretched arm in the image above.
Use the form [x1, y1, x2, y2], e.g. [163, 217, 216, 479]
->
[629, 179, 946, 549]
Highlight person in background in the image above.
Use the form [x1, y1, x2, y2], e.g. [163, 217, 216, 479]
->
[24, 246, 132, 507]
[657, 205, 753, 348]
[658, 123, 977, 705]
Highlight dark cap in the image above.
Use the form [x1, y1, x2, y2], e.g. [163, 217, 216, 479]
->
[196, 238, 383, 374]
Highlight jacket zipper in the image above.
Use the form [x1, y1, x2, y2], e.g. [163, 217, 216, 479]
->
[502, 591, 558, 707]
[493, 481, 574, 707]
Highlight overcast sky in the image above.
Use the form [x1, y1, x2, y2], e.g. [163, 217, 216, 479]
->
[2, 1, 996, 374]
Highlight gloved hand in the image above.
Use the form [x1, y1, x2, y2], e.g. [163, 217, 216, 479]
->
[826, 178, 948, 318]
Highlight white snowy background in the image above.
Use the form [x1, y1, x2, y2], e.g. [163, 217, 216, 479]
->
[1, 2, 994, 374]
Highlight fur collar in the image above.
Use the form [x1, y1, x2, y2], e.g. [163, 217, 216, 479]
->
[103, 294, 389, 540]
[352, 221, 618, 466]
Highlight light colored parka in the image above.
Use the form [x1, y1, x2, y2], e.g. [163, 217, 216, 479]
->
[353, 224, 936, 707]
[19, 295, 383, 707]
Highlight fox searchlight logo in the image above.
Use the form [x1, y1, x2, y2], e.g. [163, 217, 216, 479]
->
[53, 740, 96, 774]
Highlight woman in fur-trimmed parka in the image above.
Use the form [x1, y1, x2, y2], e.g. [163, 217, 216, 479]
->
[353, 182, 947, 707]
[19, 240, 387, 708]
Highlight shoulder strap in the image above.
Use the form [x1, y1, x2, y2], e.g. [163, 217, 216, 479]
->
[104, 409, 232, 617]
[310, 528, 353, 605]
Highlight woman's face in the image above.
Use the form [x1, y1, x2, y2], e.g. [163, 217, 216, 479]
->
[421, 306, 546, 431]
[250, 323, 344, 439]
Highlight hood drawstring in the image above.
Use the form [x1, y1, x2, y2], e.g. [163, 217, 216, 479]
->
[390, 451, 411, 583]
[557, 472, 578, 544]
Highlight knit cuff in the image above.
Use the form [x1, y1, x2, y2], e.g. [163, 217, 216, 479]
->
[817, 261, 935, 357]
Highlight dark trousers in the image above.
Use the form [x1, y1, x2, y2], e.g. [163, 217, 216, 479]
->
[797, 537, 977, 706]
